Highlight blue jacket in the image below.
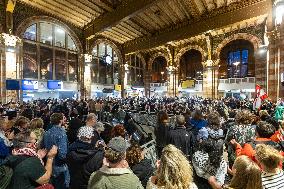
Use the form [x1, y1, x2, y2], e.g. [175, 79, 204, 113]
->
[43, 125, 68, 166]
[0, 138, 9, 164]
[190, 119, 207, 130]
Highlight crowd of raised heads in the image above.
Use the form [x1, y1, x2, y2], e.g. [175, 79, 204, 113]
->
[0, 96, 284, 189]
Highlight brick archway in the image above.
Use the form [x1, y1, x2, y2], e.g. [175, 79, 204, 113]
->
[175, 45, 207, 64]
[214, 33, 262, 64]
[148, 52, 171, 70]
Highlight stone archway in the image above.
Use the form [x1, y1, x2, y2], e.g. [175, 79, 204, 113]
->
[214, 33, 262, 64]
[175, 45, 207, 64]
[148, 52, 171, 70]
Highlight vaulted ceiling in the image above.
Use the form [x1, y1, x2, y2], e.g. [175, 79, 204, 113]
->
[18, 0, 269, 54]
[18, 0, 122, 27]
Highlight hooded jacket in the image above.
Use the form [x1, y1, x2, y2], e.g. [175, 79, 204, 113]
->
[131, 159, 154, 188]
[88, 166, 144, 189]
[67, 140, 104, 189]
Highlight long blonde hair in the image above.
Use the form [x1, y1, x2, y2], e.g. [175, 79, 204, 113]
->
[157, 144, 193, 189]
[229, 156, 262, 189]
[255, 144, 283, 172]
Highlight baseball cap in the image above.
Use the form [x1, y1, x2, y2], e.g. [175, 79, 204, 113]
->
[108, 136, 130, 152]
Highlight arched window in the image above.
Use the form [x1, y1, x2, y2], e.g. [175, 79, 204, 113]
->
[22, 22, 79, 81]
[179, 49, 203, 80]
[152, 56, 167, 83]
[91, 43, 119, 84]
[219, 39, 254, 79]
[227, 49, 249, 78]
[126, 54, 144, 86]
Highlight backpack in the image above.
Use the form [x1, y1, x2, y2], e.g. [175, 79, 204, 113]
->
[0, 165, 12, 189]
[0, 156, 30, 189]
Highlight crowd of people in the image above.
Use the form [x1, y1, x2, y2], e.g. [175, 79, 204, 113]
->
[0, 96, 283, 189]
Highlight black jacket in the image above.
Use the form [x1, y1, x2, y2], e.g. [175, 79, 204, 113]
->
[166, 125, 195, 160]
[131, 159, 154, 188]
[66, 141, 104, 189]
[155, 122, 170, 148]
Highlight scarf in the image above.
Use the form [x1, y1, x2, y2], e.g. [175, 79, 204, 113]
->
[12, 147, 44, 165]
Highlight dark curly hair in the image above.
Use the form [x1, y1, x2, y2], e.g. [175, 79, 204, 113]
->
[126, 144, 143, 167]
[235, 110, 253, 125]
[110, 125, 126, 138]
[207, 112, 221, 130]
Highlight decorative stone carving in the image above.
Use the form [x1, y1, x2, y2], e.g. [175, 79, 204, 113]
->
[0, 33, 22, 47]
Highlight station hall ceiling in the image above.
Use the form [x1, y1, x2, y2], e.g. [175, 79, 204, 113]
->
[19, 0, 269, 53]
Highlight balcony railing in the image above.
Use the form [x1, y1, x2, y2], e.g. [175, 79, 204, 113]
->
[219, 77, 255, 84]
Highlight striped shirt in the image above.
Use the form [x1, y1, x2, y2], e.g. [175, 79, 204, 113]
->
[262, 169, 284, 189]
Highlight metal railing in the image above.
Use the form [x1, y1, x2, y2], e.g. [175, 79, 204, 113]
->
[219, 77, 255, 84]
[150, 77, 255, 87]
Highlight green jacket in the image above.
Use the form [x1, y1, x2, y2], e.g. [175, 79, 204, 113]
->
[88, 166, 144, 189]
[275, 106, 284, 121]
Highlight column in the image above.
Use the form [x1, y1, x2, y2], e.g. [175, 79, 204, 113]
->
[144, 62, 151, 98]
[0, 0, 21, 103]
[266, 26, 281, 101]
[202, 34, 218, 99]
[83, 54, 92, 99]
[202, 60, 218, 98]
[166, 45, 178, 97]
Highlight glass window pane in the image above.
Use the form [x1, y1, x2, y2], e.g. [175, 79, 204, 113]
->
[233, 51, 241, 63]
[131, 55, 135, 66]
[228, 52, 234, 65]
[99, 59, 106, 83]
[92, 45, 98, 57]
[98, 43, 105, 58]
[68, 53, 78, 82]
[23, 24, 36, 41]
[40, 46, 53, 80]
[106, 45, 113, 57]
[67, 35, 77, 51]
[113, 51, 118, 61]
[91, 59, 99, 83]
[241, 65, 248, 77]
[23, 42, 38, 79]
[40, 22, 53, 45]
[55, 50, 67, 81]
[55, 26, 65, 48]
[242, 49, 249, 64]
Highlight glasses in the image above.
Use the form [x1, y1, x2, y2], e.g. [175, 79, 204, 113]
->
[18, 138, 38, 144]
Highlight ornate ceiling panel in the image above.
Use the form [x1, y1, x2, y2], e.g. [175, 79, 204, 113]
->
[19, 0, 268, 53]
[18, 0, 122, 27]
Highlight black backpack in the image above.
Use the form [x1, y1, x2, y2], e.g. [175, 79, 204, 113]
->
[0, 156, 30, 189]
[0, 165, 12, 189]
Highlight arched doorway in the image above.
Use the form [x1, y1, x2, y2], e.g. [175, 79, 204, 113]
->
[219, 39, 255, 79]
[151, 56, 167, 83]
[179, 49, 203, 81]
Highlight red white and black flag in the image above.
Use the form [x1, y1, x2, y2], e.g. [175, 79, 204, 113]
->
[253, 84, 268, 110]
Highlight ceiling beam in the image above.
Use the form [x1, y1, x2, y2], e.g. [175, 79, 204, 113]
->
[123, 0, 269, 54]
[84, 0, 162, 39]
